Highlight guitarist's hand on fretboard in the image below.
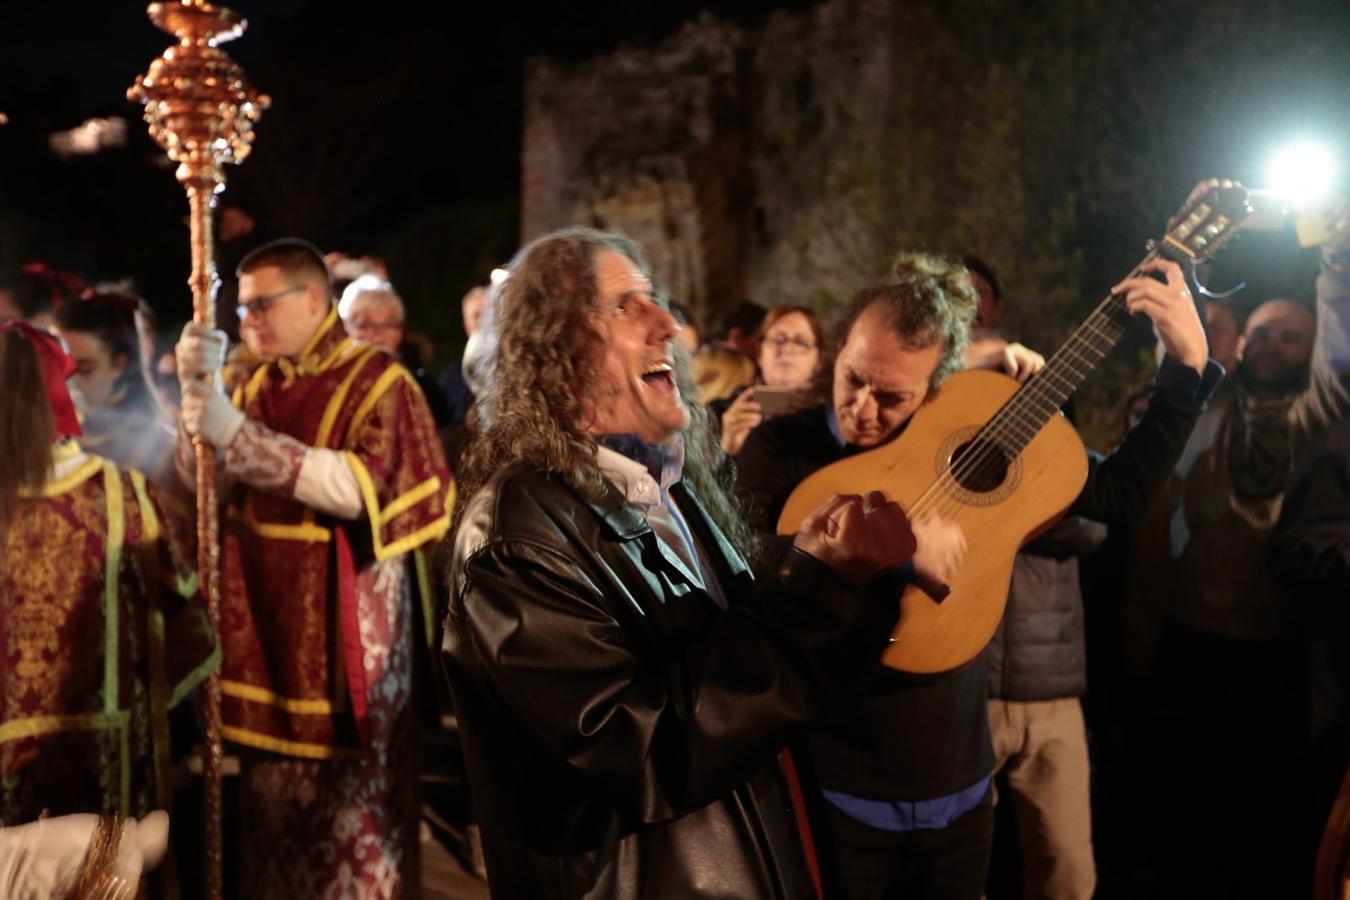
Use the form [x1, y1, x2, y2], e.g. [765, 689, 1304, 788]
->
[1111, 259, 1209, 374]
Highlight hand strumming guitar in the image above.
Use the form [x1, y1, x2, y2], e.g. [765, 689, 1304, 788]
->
[911, 515, 968, 587]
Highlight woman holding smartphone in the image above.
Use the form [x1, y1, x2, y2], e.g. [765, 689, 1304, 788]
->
[719, 305, 823, 455]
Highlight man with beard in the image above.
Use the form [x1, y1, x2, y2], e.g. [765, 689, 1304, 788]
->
[441, 227, 933, 898]
[1149, 294, 1329, 898]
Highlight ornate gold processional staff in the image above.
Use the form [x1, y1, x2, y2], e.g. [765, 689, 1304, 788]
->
[128, 4, 267, 897]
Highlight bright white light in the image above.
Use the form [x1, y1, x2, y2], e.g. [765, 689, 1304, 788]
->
[489, 267, 510, 286]
[1268, 141, 1336, 207]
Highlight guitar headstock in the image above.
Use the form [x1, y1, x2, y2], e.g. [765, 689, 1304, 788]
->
[1159, 184, 1253, 263]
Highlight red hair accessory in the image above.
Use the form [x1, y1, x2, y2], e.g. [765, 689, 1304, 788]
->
[0, 319, 82, 438]
[21, 262, 91, 310]
[84, 291, 146, 316]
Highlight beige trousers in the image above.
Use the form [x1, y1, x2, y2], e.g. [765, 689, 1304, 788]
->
[988, 698, 1096, 900]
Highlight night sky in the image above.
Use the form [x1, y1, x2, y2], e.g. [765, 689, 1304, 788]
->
[0, 0, 817, 357]
[2, 0, 1347, 361]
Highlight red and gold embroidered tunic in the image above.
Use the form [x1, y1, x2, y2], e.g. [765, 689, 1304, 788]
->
[1, 445, 217, 823]
[219, 308, 451, 759]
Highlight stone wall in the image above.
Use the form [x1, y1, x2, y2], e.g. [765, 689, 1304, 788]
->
[520, 0, 895, 331]
[521, 15, 749, 329]
[745, 0, 894, 311]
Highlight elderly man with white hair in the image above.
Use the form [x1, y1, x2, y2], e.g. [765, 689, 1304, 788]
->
[338, 274, 406, 354]
[339, 274, 450, 425]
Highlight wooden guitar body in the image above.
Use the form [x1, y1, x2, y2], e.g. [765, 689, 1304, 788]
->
[771, 185, 1254, 672]
[777, 369, 1089, 674]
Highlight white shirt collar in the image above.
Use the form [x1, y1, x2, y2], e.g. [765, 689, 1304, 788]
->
[595, 440, 684, 510]
[596, 446, 661, 510]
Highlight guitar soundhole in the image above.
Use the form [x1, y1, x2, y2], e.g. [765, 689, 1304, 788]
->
[949, 439, 1011, 494]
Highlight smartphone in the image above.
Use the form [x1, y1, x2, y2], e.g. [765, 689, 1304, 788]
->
[753, 385, 803, 419]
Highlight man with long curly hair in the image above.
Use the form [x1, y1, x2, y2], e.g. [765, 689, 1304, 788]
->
[443, 227, 921, 898]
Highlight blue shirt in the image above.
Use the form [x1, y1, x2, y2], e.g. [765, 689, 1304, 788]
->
[823, 777, 991, 832]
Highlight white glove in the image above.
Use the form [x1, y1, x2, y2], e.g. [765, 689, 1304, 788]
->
[0, 811, 169, 900]
[175, 323, 228, 381]
[180, 380, 246, 449]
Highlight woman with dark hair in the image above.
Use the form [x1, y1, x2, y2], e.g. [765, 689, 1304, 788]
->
[0, 322, 215, 832]
[718, 305, 825, 456]
[54, 293, 177, 491]
[0, 262, 89, 329]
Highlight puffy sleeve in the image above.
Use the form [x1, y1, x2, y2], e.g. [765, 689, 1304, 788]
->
[342, 364, 454, 560]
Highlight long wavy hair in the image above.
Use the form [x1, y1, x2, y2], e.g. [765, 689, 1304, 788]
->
[452, 227, 757, 559]
[807, 252, 980, 402]
[0, 329, 56, 533]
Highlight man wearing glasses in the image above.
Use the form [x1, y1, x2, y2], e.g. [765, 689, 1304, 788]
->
[337, 274, 407, 354]
[173, 238, 452, 898]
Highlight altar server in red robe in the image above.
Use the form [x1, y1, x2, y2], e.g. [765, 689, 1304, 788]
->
[0, 320, 215, 828]
[174, 238, 452, 898]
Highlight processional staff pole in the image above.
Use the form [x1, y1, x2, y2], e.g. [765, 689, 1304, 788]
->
[128, 4, 268, 898]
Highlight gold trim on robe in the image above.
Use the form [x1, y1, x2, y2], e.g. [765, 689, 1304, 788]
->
[218, 309, 452, 758]
[2, 451, 217, 822]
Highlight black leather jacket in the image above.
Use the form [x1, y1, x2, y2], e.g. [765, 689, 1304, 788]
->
[443, 463, 900, 899]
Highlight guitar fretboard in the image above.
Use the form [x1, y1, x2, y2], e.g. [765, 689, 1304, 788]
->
[978, 254, 1152, 459]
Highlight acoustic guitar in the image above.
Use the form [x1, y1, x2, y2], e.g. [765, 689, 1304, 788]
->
[777, 184, 1254, 674]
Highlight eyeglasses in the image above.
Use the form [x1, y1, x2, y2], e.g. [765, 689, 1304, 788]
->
[236, 284, 307, 321]
[347, 318, 404, 333]
[763, 334, 817, 353]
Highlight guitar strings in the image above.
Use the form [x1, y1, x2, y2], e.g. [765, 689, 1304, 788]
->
[925, 187, 1244, 510]
[905, 249, 1160, 524]
[911, 309, 1119, 523]
[913, 298, 1132, 522]
[933, 309, 1123, 517]
[912, 255, 1149, 521]
[961, 260, 1141, 452]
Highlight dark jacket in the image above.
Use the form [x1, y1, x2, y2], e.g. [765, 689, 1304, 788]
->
[1271, 409, 1350, 596]
[737, 405, 995, 800]
[443, 463, 900, 899]
[985, 517, 1106, 701]
[735, 357, 1218, 796]
[1271, 409, 1350, 794]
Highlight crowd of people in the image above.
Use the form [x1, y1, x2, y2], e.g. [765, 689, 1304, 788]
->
[1, 181, 1348, 900]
